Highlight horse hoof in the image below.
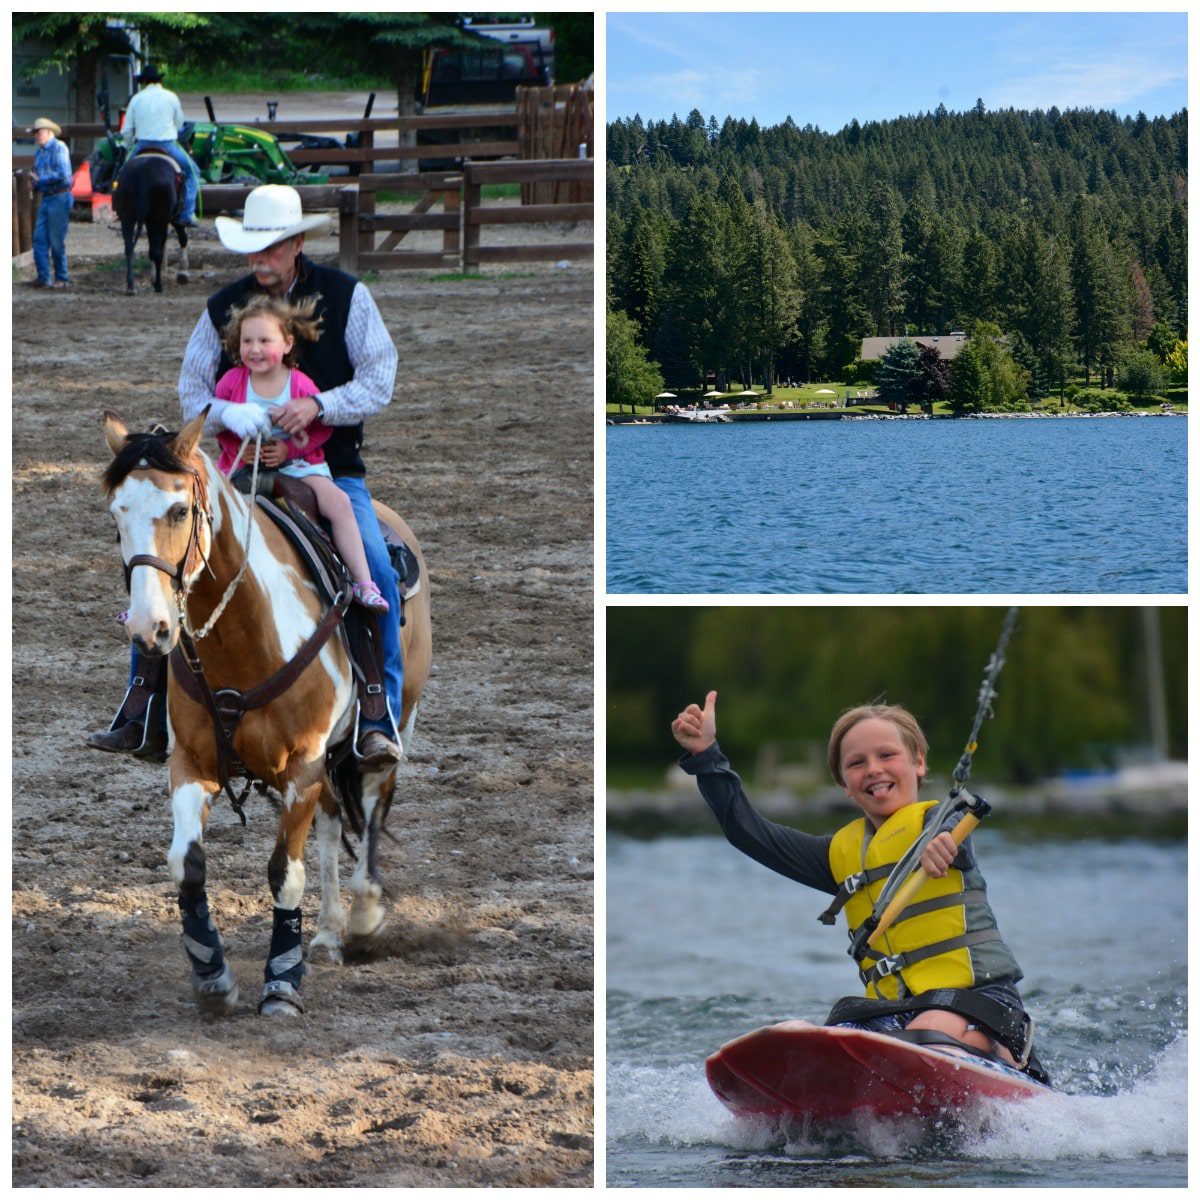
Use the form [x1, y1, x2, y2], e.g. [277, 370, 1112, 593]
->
[307, 932, 344, 966]
[192, 964, 239, 1016]
[258, 980, 304, 1017]
[125, 287, 135, 296]
[260, 996, 303, 1018]
[348, 889, 386, 943]
[176, 273, 189, 284]
[346, 914, 388, 954]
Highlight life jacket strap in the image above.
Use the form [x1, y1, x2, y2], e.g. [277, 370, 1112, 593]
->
[817, 863, 893, 925]
[885, 886, 986, 924]
[859, 928, 1003, 988]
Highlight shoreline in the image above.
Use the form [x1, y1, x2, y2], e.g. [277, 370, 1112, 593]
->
[607, 409, 1185, 425]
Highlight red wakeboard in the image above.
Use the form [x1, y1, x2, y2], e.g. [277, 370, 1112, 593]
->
[706, 1020, 1049, 1126]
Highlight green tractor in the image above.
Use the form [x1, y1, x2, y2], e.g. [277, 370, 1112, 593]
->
[90, 114, 328, 196]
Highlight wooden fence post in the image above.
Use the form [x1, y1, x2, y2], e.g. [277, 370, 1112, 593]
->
[442, 185, 460, 258]
[338, 184, 360, 276]
[16, 172, 35, 255]
[462, 165, 481, 272]
[12, 174, 21, 256]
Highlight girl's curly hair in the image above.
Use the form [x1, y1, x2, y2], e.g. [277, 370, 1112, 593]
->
[221, 292, 323, 368]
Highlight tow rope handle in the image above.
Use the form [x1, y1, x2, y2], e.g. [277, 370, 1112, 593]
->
[865, 794, 992, 951]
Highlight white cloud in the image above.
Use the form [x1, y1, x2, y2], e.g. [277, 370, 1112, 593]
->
[990, 55, 1187, 111]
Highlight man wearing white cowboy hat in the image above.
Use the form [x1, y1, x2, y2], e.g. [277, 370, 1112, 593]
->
[121, 62, 201, 226]
[88, 184, 405, 766]
[27, 117, 74, 288]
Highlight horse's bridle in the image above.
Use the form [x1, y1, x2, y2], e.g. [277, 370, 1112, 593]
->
[122, 464, 212, 603]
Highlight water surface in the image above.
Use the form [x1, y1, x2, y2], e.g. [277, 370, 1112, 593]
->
[605, 417, 1186, 593]
[606, 831, 1186, 1187]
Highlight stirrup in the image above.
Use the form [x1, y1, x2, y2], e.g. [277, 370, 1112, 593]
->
[351, 699, 402, 762]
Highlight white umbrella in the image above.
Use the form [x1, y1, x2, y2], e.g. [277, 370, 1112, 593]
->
[738, 388, 759, 396]
[816, 388, 836, 395]
[703, 390, 724, 399]
[654, 391, 677, 399]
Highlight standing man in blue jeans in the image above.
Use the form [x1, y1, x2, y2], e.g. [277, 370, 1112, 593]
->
[28, 117, 74, 288]
[88, 185, 405, 766]
[121, 62, 200, 226]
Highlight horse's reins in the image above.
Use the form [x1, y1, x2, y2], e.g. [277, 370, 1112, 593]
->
[122, 432, 351, 819]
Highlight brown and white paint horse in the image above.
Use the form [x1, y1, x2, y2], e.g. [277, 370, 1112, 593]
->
[102, 410, 432, 1017]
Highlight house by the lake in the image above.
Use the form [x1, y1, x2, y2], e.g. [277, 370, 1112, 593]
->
[859, 333, 969, 361]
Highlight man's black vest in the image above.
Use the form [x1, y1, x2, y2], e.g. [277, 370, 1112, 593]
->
[206, 254, 366, 477]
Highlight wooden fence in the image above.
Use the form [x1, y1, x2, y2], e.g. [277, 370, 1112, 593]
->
[11, 111, 522, 175]
[516, 84, 594, 204]
[13, 171, 35, 256]
[13, 106, 594, 269]
[337, 172, 464, 274]
[199, 159, 597, 276]
[461, 160, 593, 271]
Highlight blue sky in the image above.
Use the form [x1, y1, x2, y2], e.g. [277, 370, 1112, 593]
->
[606, 11, 1187, 131]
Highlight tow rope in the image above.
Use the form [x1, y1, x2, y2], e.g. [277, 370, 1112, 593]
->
[851, 607, 1019, 959]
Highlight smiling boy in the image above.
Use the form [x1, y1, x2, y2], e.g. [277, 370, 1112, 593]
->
[672, 692, 1045, 1077]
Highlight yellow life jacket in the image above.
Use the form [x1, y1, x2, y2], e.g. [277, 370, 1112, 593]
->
[825, 800, 1020, 1000]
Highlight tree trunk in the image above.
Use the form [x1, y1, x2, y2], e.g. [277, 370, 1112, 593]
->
[393, 51, 422, 152]
[75, 51, 101, 157]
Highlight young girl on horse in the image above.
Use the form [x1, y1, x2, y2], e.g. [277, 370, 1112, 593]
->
[216, 293, 389, 612]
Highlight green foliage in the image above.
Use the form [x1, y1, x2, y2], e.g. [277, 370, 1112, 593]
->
[1117, 350, 1163, 399]
[13, 12, 206, 76]
[1146, 322, 1178, 362]
[874, 338, 921, 409]
[607, 308, 664, 411]
[607, 607, 1187, 783]
[608, 105, 1186, 387]
[948, 324, 1027, 413]
[1164, 339, 1187, 382]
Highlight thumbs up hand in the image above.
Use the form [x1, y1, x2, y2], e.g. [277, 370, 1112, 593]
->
[671, 690, 718, 754]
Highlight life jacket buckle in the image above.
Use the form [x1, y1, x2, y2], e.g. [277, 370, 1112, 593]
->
[843, 871, 867, 894]
[875, 955, 902, 978]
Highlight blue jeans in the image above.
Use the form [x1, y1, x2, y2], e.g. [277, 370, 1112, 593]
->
[334, 475, 404, 730]
[125, 478, 403, 733]
[130, 140, 200, 220]
[33, 191, 72, 283]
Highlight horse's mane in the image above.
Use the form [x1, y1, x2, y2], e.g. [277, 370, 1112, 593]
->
[103, 428, 196, 495]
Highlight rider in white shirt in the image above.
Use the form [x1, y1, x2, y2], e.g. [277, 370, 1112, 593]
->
[122, 63, 201, 226]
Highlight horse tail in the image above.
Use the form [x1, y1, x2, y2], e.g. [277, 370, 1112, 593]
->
[132, 170, 153, 226]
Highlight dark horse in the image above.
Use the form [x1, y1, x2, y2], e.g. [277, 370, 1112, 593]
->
[111, 153, 190, 295]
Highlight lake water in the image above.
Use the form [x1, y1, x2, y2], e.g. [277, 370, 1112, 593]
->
[605, 417, 1186, 593]
[606, 831, 1186, 1187]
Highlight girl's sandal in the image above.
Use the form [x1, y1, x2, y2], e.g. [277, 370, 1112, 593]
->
[351, 580, 390, 613]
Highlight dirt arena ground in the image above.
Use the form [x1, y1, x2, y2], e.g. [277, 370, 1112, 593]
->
[11, 210, 594, 1185]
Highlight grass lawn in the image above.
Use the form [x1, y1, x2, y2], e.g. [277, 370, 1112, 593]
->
[606, 379, 1187, 417]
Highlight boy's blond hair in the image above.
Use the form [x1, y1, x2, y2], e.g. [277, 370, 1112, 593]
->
[221, 292, 323, 368]
[827, 703, 929, 787]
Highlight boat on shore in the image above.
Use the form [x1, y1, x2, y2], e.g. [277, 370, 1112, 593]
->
[662, 405, 732, 423]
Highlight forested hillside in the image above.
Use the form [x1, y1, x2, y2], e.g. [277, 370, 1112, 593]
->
[607, 104, 1186, 395]
[607, 607, 1187, 782]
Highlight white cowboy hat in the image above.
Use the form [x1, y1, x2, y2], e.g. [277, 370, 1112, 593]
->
[28, 117, 62, 135]
[214, 185, 332, 254]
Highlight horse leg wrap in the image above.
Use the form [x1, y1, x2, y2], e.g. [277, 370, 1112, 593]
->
[263, 905, 306, 990]
[179, 891, 226, 978]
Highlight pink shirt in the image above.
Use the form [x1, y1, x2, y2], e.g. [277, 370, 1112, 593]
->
[214, 366, 332, 475]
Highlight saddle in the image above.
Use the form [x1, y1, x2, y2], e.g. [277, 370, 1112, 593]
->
[229, 469, 421, 727]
